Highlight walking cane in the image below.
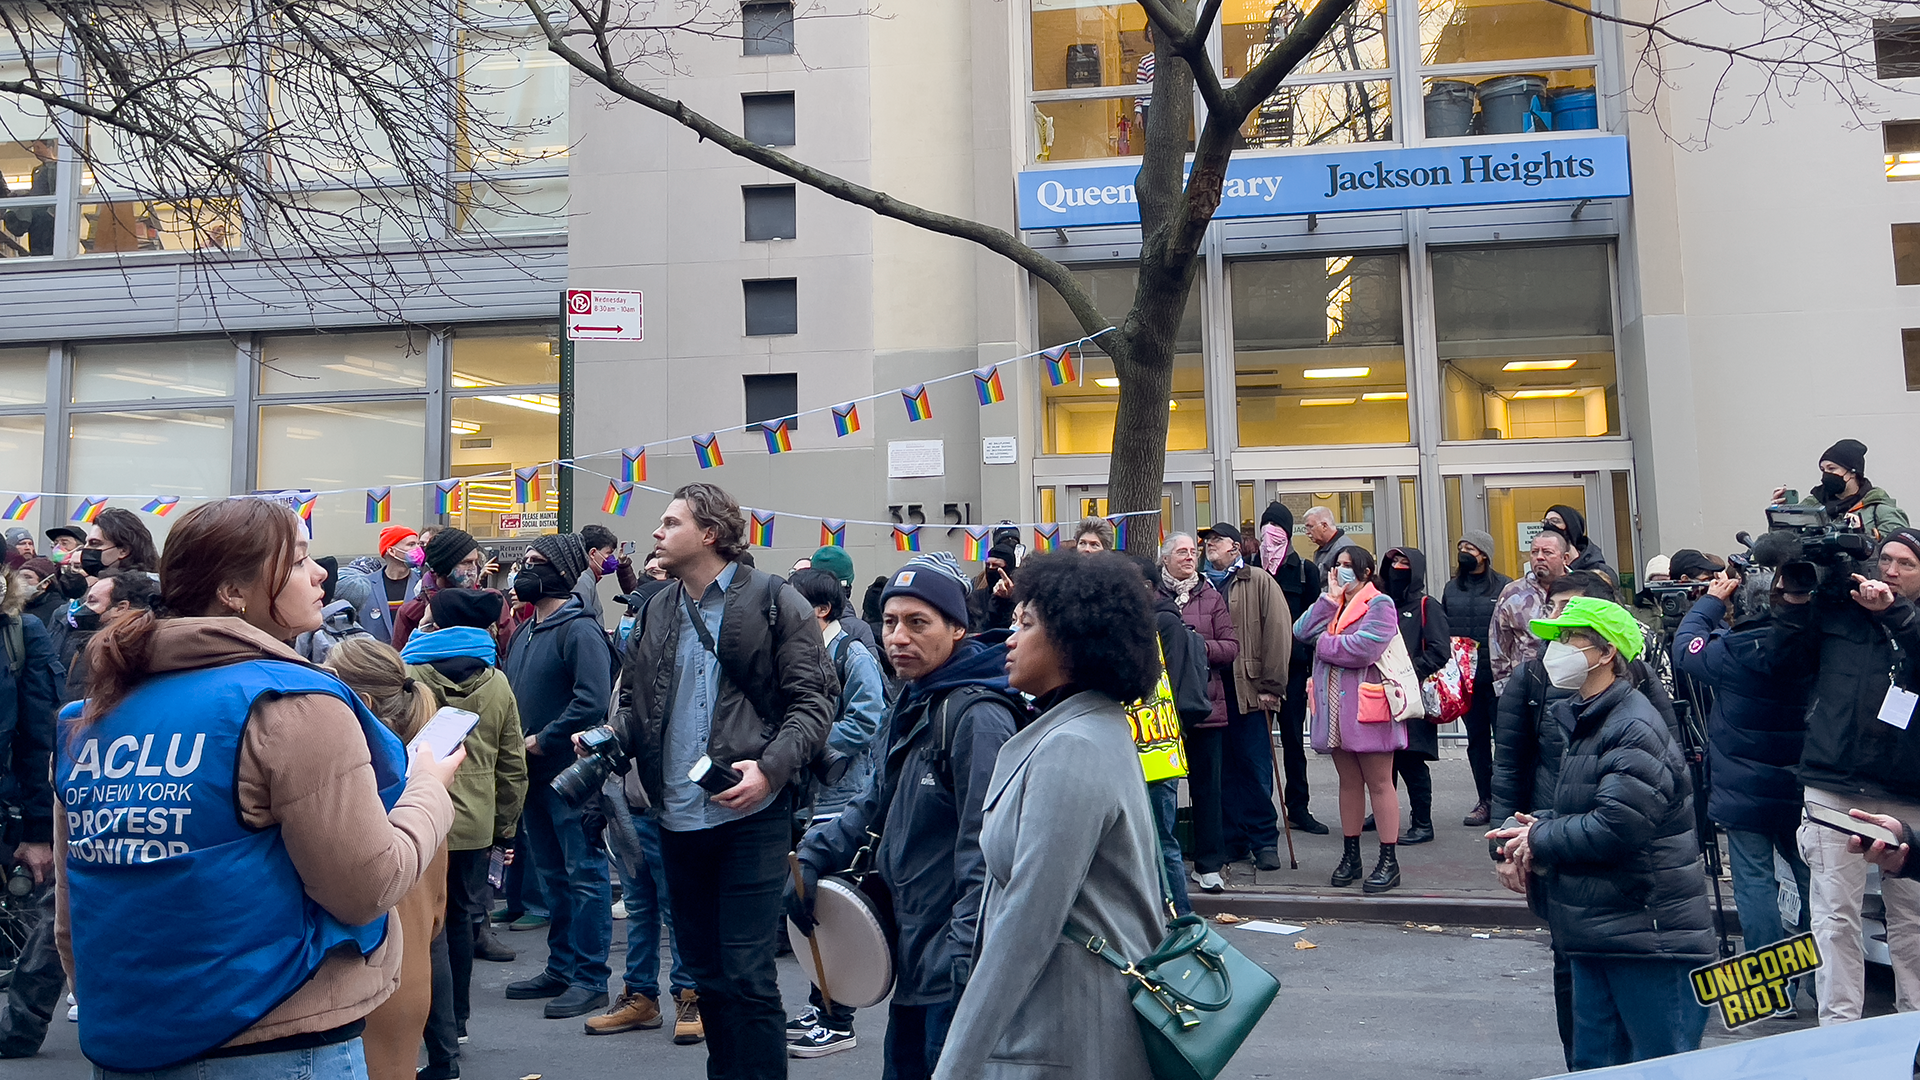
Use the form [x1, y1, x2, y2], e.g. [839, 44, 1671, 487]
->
[1265, 709, 1297, 870]
[788, 853, 835, 1014]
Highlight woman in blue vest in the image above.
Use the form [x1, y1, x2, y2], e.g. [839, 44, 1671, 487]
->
[53, 498, 464, 1078]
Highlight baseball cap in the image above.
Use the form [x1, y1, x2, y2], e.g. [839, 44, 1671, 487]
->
[1199, 521, 1242, 545]
[1530, 597, 1643, 661]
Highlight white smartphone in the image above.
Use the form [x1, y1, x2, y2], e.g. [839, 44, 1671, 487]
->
[1805, 802, 1903, 848]
[408, 706, 481, 765]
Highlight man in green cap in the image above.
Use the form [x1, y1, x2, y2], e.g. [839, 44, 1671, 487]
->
[1488, 596, 1713, 1069]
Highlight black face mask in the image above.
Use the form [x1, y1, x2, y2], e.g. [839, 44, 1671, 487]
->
[1818, 472, 1848, 498]
[79, 548, 107, 575]
[1457, 551, 1479, 575]
[70, 606, 102, 633]
[514, 563, 569, 603]
[55, 570, 89, 600]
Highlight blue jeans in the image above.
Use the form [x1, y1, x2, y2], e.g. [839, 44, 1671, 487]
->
[1726, 827, 1811, 960]
[1569, 956, 1707, 1069]
[882, 997, 955, 1080]
[617, 812, 694, 999]
[522, 771, 613, 992]
[1149, 780, 1192, 916]
[95, 1039, 368, 1080]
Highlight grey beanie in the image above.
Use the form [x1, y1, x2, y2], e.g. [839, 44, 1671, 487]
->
[532, 532, 591, 585]
[334, 570, 375, 613]
[1460, 530, 1498, 564]
[880, 552, 973, 628]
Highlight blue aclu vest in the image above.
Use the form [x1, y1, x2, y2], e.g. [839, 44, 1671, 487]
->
[56, 659, 409, 1072]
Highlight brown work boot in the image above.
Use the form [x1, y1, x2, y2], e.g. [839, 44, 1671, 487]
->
[673, 989, 704, 1045]
[583, 991, 662, 1036]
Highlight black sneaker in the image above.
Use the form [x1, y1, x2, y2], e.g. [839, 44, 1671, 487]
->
[1289, 815, 1331, 836]
[786, 1007, 820, 1044]
[789, 1026, 856, 1058]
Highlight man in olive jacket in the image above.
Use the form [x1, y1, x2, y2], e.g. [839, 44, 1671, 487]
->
[1201, 521, 1292, 871]
[609, 484, 833, 1080]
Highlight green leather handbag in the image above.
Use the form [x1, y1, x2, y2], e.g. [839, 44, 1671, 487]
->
[1061, 910, 1280, 1080]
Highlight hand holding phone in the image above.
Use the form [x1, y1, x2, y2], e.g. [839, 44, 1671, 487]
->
[1806, 802, 1901, 847]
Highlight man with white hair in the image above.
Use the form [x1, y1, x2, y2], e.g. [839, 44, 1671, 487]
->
[1303, 507, 1362, 573]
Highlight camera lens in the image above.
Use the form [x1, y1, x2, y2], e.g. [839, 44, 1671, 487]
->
[551, 755, 614, 807]
[7, 866, 33, 897]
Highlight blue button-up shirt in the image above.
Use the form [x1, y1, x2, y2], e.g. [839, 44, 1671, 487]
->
[659, 563, 773, 831]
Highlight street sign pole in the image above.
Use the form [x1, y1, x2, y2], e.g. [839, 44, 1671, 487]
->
[558, 292, 575, 533]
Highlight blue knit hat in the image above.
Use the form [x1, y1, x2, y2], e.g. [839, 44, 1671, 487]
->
[880, 552, 972, 629]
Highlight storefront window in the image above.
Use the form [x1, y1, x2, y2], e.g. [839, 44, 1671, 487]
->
[1278, 489, 1376, 555]
[1231, 253, 1410, 446]
[1419, 0, 1592, 65]
[257, 399, 426, 555]
[1037, 267, 1207, 454]
[259, 330, 429, 395]
[451, 323, 561, 385]
[1483, 482, 1582, 579]
[1418, 69, 1596, 138]
[451, 397, 559, 538]
[69, 408, 232, 546]
[1433, 243, 1617, 441]
[0, 415, 45, 534]
[1416, 0, 1597, 138]
[72, 339, 236, 403]
[1242, 80, 1393, 149]
[0, 347, 48, 405]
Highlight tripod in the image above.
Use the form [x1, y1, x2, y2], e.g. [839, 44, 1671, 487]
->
[1652, 622, 1735, 959]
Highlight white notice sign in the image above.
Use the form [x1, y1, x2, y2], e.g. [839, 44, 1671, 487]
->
[566, 289, 644, 341]
[982, 437, 1018, 465]
[887, 440, 945, 479]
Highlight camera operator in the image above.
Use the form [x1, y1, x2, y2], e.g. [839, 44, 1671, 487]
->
[1672, 568, 1813, 1013]
[1771, 438, 1909, 545]
[1772, 526, 1920, 1025]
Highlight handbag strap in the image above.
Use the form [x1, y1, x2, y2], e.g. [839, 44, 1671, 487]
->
[1059, 916, 1235, 1012]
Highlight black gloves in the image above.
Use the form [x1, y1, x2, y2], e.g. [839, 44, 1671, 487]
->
[784, 859, 820, 935]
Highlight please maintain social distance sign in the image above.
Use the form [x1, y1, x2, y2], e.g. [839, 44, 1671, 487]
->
[1015, 134, 1630, 230]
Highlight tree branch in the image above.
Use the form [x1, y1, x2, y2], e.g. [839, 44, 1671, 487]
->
[1226, 0, 1361, 116]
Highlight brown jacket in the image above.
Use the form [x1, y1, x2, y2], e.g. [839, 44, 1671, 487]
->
[55, 618, 454, 1050]
[1219, 563, 1293, 708]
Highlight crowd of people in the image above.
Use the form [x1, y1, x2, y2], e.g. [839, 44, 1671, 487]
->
[0, 433, 1914, 1078]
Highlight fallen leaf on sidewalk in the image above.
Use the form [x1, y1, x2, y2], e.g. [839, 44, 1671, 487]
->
[522, 1074, 542, 1079]
[1421, 924, 1445, 932]
[1213, 913, 1246, 924]
[1294, 939, 1317, 950]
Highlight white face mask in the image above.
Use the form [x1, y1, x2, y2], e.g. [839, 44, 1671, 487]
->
[1543, 640, 1597, 690]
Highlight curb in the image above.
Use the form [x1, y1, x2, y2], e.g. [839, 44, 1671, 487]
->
[1191, 890, 1546, 928]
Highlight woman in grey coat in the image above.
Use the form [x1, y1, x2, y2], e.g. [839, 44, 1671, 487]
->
[934, 552, 1165, 1080]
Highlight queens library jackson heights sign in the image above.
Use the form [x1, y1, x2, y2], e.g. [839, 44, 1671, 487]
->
[1015, 135, 1630, 229]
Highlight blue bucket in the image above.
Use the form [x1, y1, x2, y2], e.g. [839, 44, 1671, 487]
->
[1549, 89, 1598, 130]
[1478, 75, 1550, 134]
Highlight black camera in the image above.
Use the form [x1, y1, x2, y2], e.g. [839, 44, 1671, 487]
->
[1643, 579, 1706, 620]
[551, 725, 628, 806]
[1750, 504, 1873, 600]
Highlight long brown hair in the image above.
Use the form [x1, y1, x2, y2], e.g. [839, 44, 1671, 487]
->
[324, 637, 434, 742]
[93, 507, 160, 573]
[83, 498, 302, 723]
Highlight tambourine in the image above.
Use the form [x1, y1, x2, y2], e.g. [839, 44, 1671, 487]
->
[786, 875, 895, 1009]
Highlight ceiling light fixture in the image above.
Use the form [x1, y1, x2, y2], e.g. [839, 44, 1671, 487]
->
[1502, 359, 1578, 372]
[1512, 388, 1580, 399]
[1299, 396, 1357, 406]
[1302, 367, 1370, 379]
[1094, 377, 1120, 388]
[1361, 391, 1408, 401]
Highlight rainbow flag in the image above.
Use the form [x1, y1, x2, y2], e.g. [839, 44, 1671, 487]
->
[514, 467, 542, 505]
[1, 495, 37, 521]
[902, 385, 932, 422]
[1033, 523, 1059, 553]
[761, 419, 793, 454]
[140, 496, 180, 517]
[892, 525, 921, 552]
[365, 488, 392, 524]
[293, 494, 318, 527]
[692, 433, 723, 469]
[434, 480, 462, 516]
[1043, 346, 1076, 387]
[961, 526, 989, 562]
[832, 402, 860, 437]
[973, 366, 1005, 406]
[1110, 515, 1127, 552]
[621, 447, 647, 483]
[749, 510, 776, 547]
[71, 497, 107, 524]
[820, 519, 847, 548]
[602, 481, 633, 517]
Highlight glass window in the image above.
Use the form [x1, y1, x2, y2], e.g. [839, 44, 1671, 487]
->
[1886, 121, 1920, 180]
[266, 190, 426, 249]
[1420, 0, 1593, 66]
[457, 26, 570, 171]
[1224, 0, 1389, 79]
[455, 174, 567, 235]
[1897, 224, 1920, 285]
[1610, 470, 1633, 590]
[0, 415, 45, 535]
[259, 330, 429, 394]
[1419, 70, 1596, 137]
[744, 279, 798, 336]
[449, 397, 558, 539]
[1241, 81, 1393, 150]
[72, 339, 236, 403]
[1483, 482, 1582, 579]
[743, 2, 796, 55]
[78, 198, 242, 254]
[1033, 97, 1168, 161]
[744, 93, 796, 146]
[1432, 243, 1617, 441]
[744, 185, 797, 240]
[1278, 489, 1376, 555]
[450, 324, 560, 387]
[1, 59, 60, 259]
[267, 42, 406, 186]
[1231, 254, 1409, 447]
[81, 58, 242, 201]
[1904, 328, 1920, 391]
[69, 409, 232, 546]
[0, 347, 48, 406]
[258, 400, 426, 554]
[1036, 267, 1206, 454]
[1876, 19, 1920, 80]
[1029, 0, 1147, 92]
[744, 373, 798, 428]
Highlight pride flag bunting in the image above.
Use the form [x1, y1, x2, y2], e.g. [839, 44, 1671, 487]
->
[749, 510, 776, 547]
[693, 433, 724, 469]
[434, 480, 463, 516]
[892, 525, 921, 552]
[832, 403, 860, 437]
[962, 526, 989, 562]
[71, 498, 107, 524]
[365, 488, 392, 524]
[902, 385, 932, 422]
[1110, 515, 1127, 553]
[2, 495, 37, 521]
[514, 467, 542, 505]
[1043, 346, 1076, 387]
[761, 419, 793, 454]
[621, 447, 647, 483]
[973, 366, 1005, 406]
[603, 481, 633, 517]
[820, 519, 847, 548]
[140, 496, 180, 517]
[1033, 523, 1059, 553]
[293, 495, 318, 528]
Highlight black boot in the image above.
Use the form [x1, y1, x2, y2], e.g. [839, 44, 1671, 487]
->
[1331, 836, 1363, 887]
[1397, 818, 1435, 845]
[1363, 843, 1401, 894]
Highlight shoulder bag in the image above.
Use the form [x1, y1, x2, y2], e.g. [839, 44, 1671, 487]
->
[1374, 628, 1425, 723]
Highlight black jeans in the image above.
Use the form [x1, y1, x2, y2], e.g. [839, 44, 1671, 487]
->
[1391, 751, 1432, 828]
[0, 883, 61, 1058]
[426, 848, 492, 1056]
[806, 984, 856, 1031]
[1463, 650, 1495, 804]
[881, 997, 955, 1080]
[1220, 701, 1281, 859]
[1185, 725, 1227, 874]
[424, 930, 458, 1067]
[1279, 642, 1314, 821]
[660, 792, 792, 1080]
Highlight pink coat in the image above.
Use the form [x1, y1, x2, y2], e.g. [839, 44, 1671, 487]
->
[1292, 584, 1407, 754]
[1161, 578, 1239, 729]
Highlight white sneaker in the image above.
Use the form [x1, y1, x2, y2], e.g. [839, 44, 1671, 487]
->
[611, 900, 628, 920]
[66, 1004, 77, 1022]
[65, 992, 74, 1006]
[1190, 870, 1225, 893]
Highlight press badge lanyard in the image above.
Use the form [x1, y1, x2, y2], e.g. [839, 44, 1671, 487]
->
[1880, 644, 1918, 732]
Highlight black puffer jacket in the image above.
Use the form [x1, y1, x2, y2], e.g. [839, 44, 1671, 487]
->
[1441, 566, 1510, 648]
[1772, 592, 1920, 801]
[1491, 654, 1682, 824]
[1672, 596, 1810, 835]
[1528, 678, 1715, 962]
[1383, 547, 1449, 758]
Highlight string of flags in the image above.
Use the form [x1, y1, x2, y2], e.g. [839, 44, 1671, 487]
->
[1, 329, 1120, 541]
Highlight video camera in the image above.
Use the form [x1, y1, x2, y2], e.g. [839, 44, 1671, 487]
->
[1746, 504, 1872, 600]
[1643, 579, 1706, 621]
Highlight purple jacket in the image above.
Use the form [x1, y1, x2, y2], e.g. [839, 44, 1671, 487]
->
[1292, 585, 1406, 754]
[1162, 578, 1239, 729]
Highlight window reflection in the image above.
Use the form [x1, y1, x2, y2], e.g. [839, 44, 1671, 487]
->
[1029, 0, 1148, 92]
[79, 198, 242, 254]
[1242, 80, 1392, 149]
[1037, 267, 1207, 454]
[258, 399, 426, 554]
[1, 137, 58, 258]
[1420, 0, 1593, 65]
[72, 339, 237, 403]
[1223, 0, 1389, 79]
[259, 330, 429, 394]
